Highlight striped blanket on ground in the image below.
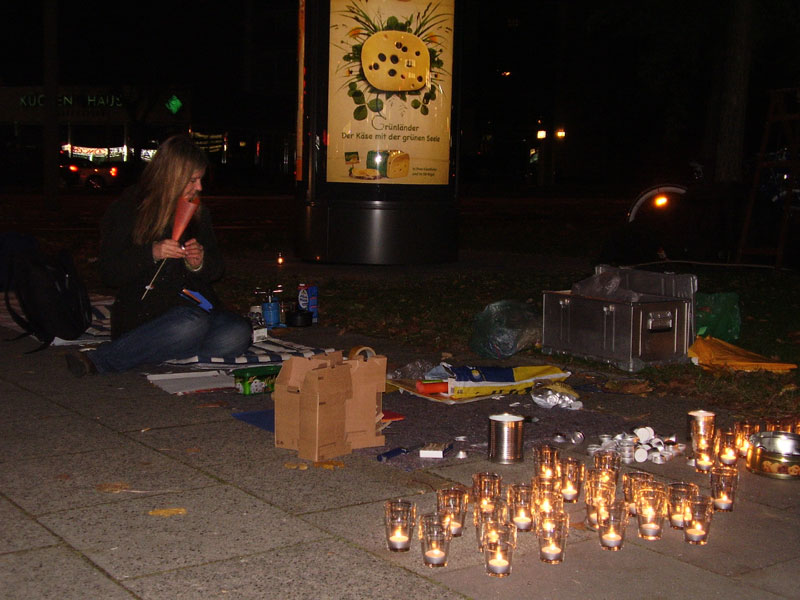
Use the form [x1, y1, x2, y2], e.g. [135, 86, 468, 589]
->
[1, 293, 332, 367]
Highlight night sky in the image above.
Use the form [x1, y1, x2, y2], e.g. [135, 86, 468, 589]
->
[3, 1, 799, 186]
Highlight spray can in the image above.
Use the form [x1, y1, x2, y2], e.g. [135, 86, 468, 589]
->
[297, 283, 319, 323]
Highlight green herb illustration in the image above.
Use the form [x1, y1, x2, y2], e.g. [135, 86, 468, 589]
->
[334, 1, 451, 120]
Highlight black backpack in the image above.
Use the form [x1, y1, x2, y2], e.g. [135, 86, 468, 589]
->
[4, 248, 93, 352]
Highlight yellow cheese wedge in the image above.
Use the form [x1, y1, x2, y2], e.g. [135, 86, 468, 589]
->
[361, 31, 430, 91]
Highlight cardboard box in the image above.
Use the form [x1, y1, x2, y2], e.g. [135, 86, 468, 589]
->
[297, 362, 352, 462]
[273, 350, 386, 460]
[346, 354, 387, 449]
[273, 351, 343, 449]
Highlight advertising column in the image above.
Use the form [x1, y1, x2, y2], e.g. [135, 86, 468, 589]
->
[296, 0, 459, 264]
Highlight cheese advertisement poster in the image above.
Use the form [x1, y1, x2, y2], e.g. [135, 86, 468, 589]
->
[327, 0, 455, 185]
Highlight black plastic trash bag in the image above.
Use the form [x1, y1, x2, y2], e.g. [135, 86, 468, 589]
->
[469, 300, 542, 359]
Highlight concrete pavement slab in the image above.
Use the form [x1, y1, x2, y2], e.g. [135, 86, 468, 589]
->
[0, 380, 71, 423]
[735, 557, 800, 598]
[205, 450, 449, 515]
[122, 538, 468, 600]
[0, 414, 126, 462]
[624, 497, 800, 577]
[0, 443, 218, 515]
[0, 496, 58, 553]
[36, 485, 329, 579]
[433, 535, 788, 600]
[0, 545, 136, 600]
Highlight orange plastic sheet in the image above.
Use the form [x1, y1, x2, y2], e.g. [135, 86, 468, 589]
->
[688, 336, 797, 373]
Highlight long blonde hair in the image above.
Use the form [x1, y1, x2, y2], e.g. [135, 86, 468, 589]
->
[132, 134, 208, 244]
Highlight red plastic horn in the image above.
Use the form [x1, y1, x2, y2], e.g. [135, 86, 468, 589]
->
[171, 195, 200, 241]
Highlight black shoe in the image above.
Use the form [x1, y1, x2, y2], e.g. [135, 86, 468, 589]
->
[66, 351, 97, 377]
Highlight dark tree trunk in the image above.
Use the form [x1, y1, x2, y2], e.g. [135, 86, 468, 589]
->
[714, 0, 754, 184]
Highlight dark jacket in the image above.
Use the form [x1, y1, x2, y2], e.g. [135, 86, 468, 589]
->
[99, 187, 224, 338]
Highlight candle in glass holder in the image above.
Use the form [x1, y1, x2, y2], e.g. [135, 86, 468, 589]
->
[424, 548, 447, 565]
[512, 513, 533, 531]
[488, 555, 510, 574]
[600, 531, 623, 549]
[695, 454, 713, 472]
[562, 484, 578, 502]
[719, 447, 737, 465]
[670, 512, 685, 528]
[388, 528, 410, 551]
[540, 542, 563, 562]
[685, 526, 707, 544]
[713, 493, 733, 511]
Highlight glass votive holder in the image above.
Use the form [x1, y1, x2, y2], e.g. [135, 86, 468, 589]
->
[714, 429, 738, 466]
[596, 499, 630, 551]
[484, 539, 514, 577]
[472, 471, 502, 507]
[508, 483, 535, 532]
[437, 485, 469, 537]
[419, 518, 452, 568]
[667, 482, 699, 529]
[534, 444, 561, 479]
[688, 409, 716, 440]
[593, 449, 621, 474]
[560, 457, 585, 503]
[734, 420, 760, 457]
[537, 510, 569, 564]
[693, 448, 714, 473]
[584, 479, 615, 530]
[622, 471, 654, 516]
[384, 499, 416, 552]
[635, 487, 666, 540]
[587, 466, 618, 489]
[764, 417, 783, 432]
[710, 466, 738, 511]
[478, 517, 516, 553]
[684, 495, 714, 545]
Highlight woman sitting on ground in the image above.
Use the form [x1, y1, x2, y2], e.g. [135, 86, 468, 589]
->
[67, 134, 251, 376]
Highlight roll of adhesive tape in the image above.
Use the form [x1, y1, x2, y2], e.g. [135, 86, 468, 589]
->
[348, 345, 376, 360]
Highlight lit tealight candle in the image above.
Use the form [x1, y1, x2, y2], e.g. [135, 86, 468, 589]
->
[562, 485, 578, 502]
[685, 527, 707, 543]
[600, 532, 623, 549]
[540, 543, 563, 562]
[639, 522, 661, 538]
[714, 494, 733, 511]
[487, 554, 510, 575]
[424, 548, 447, 565]
[695, 456, 713, 472]
[513, 514, 533, 531]
[387, 528, 410, 551]
[670, 513, 685, 529]
[448, 520, 463, 536]
[719, 449, 737, 466]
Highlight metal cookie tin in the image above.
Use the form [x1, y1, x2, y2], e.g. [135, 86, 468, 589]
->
[746, 431, 800, 479]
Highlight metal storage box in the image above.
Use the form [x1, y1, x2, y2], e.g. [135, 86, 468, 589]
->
[541, 266, 697, 372]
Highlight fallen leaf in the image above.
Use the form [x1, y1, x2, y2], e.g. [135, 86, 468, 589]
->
[602, 379, 653, 395]
[185, 447, 201, 454]
[96, 482, 131, 494]
[197, 401, 230, 408]
[440, 352, 453, 360]
[284, 462, 299, 469]
[313, 460, 345, 470]
[148, 507, 187, 517]
[56, 473, 71, 481]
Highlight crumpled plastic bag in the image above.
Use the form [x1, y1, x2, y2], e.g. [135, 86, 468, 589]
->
[531, 388, 583, 410]
[469, 300, 542, 359]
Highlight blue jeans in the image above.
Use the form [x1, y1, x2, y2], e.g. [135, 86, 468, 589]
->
[89, 306, 252, 373]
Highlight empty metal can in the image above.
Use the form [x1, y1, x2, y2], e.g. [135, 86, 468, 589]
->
[488, 414, 525, 464]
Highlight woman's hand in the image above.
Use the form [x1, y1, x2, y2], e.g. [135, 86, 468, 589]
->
[152, 239, 186, 261]
[182, 238, 204, 270]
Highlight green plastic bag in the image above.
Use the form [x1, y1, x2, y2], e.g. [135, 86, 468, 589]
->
[695, 292, 740, 342]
